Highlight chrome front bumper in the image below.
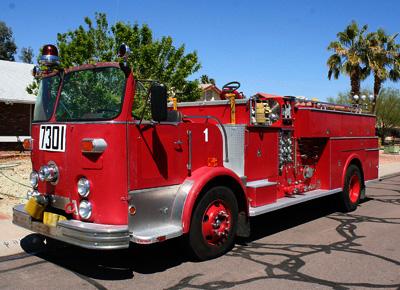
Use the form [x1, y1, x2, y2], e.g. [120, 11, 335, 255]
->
[13, 204, 130, 250]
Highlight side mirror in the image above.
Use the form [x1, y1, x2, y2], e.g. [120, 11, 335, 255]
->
[150, 83, 168, 122]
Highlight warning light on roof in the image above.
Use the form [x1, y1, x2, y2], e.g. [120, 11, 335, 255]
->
[39, 44, 60, 66]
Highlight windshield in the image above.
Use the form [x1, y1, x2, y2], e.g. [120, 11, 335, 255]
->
[55, 67, 126, 121]
[33, 75, 60, 121]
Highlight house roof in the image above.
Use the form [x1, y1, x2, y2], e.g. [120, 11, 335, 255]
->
[0, 60, 35, 104]
[199, 83, 221, 94]
[256, 92, 282, 98]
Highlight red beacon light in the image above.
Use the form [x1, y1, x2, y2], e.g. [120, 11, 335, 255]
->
[39, 44, 60, 66]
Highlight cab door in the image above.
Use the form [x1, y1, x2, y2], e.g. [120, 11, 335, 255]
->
[127, 122, 188, 190]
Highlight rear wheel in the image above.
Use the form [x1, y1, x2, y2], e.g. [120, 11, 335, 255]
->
[188, 186, 238, 261]
[340, 164, 364, 212]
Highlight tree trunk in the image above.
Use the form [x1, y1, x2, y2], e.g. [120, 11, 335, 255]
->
[350, 68, 361, 100]
[372, 73, 382, 114]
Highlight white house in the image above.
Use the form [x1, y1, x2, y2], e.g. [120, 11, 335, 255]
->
[0, 60, 35, 150]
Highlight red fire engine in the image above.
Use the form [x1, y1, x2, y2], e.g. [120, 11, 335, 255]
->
[13, 44, 379, 260]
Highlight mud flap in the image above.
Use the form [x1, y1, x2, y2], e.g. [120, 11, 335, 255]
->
[236, 211, 250, 237]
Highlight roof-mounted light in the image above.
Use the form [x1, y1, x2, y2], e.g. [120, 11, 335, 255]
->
[39, 44, 60, 66]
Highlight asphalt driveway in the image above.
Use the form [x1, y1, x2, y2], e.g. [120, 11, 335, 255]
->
[0, 176, 399, 289]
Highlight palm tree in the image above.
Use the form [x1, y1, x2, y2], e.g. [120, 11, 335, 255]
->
[327, 21, 370, 98]
[200, 74, 216, 85]
[366, 29, 400, 113]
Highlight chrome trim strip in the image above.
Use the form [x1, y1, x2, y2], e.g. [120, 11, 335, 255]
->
[129, 184, 181, 194]
[246, 179, 277, 188]
[12, 204, 130, 250]
[249, 188, 342, 216]
[341, 148, 367, 152]
[128, 120, 179, 126]
[365, 148, 380, 151]
[174, 99, 248, 107]
[330, 136, 378, 140]
[187, 130, 192, 172]
[297, 107, 375, 117]
[184, 115, 229, 162]
[341, 148, 379, 152]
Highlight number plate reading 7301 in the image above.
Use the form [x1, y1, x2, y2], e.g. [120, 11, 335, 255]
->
[39, 125, 66, 152]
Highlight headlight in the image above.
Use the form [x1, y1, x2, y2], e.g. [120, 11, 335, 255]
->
[38, 163, 58, 183]
[30, 171, 39, 188]
[78, 200, 92, 220]
[77, 177, 90, 197]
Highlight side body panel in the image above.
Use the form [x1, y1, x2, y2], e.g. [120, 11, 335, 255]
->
[330, 137, 379, 189]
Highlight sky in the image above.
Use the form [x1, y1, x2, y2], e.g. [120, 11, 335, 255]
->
[1, 0, 400, 101]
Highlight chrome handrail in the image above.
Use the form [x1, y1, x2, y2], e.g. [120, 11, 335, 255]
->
[183, 115, 229, 162]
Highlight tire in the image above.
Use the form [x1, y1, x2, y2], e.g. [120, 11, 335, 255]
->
[340, 164, 364, 212]
[188, 186, 238, 261]
[44, 236, 64, 248]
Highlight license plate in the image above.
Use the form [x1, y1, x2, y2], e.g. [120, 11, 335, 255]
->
[39, 124, 66, 152]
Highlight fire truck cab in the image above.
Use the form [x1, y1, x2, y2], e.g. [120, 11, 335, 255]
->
[13, 44, 379, 260]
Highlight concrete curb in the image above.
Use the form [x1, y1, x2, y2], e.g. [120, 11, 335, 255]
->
[379, 172, 400, 181]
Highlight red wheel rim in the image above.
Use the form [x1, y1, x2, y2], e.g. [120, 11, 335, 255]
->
[201, 199, 232, 246]
[349, 173, 361, 203]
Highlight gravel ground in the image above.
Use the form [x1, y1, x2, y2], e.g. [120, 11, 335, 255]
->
[0, 150, 398, 219]
[379, 150, 400, 164]
[0, 157, 31, 218]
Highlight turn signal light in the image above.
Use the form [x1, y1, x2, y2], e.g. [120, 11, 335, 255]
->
[81, 138, 107, 153]
[81, 140, 94, 152]
[22, 138, 32, 151]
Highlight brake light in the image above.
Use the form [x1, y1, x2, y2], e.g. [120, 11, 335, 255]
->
[81, 138, 107, 153]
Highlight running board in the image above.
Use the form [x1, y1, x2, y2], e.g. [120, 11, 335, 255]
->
[249, 188, 342, 216]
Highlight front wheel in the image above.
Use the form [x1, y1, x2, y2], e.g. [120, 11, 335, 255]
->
[340, 164, 364, 212]
[188, 186, 238, 261]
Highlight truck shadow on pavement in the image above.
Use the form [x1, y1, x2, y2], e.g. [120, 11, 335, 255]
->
[18, 183, 400, 288]
[169, 181, 400, 289]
